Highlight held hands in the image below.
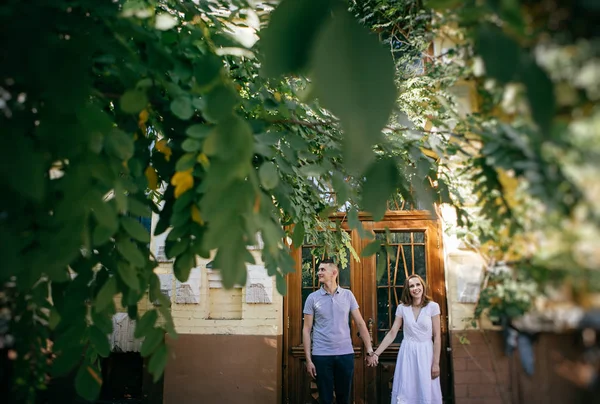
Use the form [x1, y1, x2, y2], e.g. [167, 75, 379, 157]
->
[431, 363, 440, 379]
[306, 361, 317, 379]
[366, 353, 379, 367]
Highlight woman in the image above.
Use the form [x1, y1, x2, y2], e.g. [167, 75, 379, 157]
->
[369, 274, 442, 404]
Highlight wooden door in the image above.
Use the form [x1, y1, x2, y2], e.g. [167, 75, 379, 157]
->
[283, 230, 367, 403]
[360, 214, 451, 403]
[283, 212, 451, 404]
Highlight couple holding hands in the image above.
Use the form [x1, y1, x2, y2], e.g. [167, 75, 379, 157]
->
[303, 259, 442, 404]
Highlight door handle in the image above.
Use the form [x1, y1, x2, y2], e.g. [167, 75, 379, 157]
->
[367, 318, 374, 342]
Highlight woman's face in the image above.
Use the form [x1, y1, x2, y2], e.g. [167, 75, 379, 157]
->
[408, 277, 423, 299]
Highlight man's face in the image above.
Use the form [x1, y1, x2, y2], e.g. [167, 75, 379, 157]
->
[317, 263, 337, 284]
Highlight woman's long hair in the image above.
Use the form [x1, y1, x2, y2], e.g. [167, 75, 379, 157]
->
[400, 274, 432, 307]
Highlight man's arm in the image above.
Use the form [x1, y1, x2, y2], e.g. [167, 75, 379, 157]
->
[351, 309, 374, 354]
[303, 314, 317, 379]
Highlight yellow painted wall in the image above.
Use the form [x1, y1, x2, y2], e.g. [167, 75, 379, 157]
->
[150, 213, 284, 337]
[154, 255, 283, 336]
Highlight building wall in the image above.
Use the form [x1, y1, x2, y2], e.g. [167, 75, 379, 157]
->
[432, 37, 596, 404]
[152, 216, 284, 404]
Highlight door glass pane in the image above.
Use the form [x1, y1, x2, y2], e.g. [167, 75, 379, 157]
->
[338, 250, 351, 288]
[375, 230, 427, 345]
[376, 288, 390, 342]
[414, 245, 426, 278]
[376, 249, 389, 286]
[302, 246, 315, 288]
[402, 245, 413, 277]
[390, 232, 411, 244]
[414, 232, 425, 243]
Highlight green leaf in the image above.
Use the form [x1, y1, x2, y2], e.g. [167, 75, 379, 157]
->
[91, 311, 113, 335]
[175, 153, 197, 171]
[92, 225, 116, 246]
[135, 310, 159, 339]
[166, 224, 190, 241]
[136, 78, 154, 89]
[362, 239, 381, 257]
[49, 307, 61, 330]
[181, 138, 202, 152]
[261, 0, 332, 76]
[202, 84, 239, 123]
[262, 219, 284, 256]
[172, 190, 194, 212]
[348, 208, 370, 239]
[170, 207, 191, 228]
[141, 327, 165, 357]
[166, 239, 189, 259]
[331, 173, 349, 205]
[258, 162, 279, 190]
[117, 238, 146, 268]
[105, 129, 135, 161]
[171, 97, 194, 120]
[117, 261, 140, 291]
[194, 53, 223, 87]
[75, 364, 102, 401]
[89, 326, 111, 358]
[53, 323, 87, 352]
[149, 273, 162, 303]
[521, 58, 555, 134]
[120, 89, 148, 114]
[95, 277, 117, 312]
[311, 8, 395, 174]
[212, 241, 248, 288]
[52, 346, 84, 377]
[298, 164, 326, 177]
[90, 196, 119, 230]
[174, 250, 195, 282]
[148, 344, 169, 382]
[128, 198, 151, 217]
[0, 136, 45, 201]
[361, 159, 398, 221]
[275, 273, 287, 295]
[157, 303, 177, 339]
[475, 24, 521, 84]
[204, 116, 253, 168]
[291, 221, 305, 249]
[186, 124, 212, 139]
[121, 216, 151, 243]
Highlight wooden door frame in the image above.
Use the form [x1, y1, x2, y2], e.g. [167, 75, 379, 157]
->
[283, 210, 451, 403]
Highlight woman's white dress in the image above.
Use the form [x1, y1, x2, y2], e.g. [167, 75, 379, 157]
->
[391, 302, 443, 404]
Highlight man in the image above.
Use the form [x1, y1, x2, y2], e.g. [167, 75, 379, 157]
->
[302, 258, 376, 404]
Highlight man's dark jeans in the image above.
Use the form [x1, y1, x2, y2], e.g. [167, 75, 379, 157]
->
[312, 354, 354, 404]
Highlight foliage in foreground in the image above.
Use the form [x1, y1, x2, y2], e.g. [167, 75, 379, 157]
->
[0, 0, 599, 401]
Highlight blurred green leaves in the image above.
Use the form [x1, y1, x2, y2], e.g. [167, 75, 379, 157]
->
[260, 0, 332, 76]
[261, 2, 396, 174]
[120, 89, 148, 114]
[5, 0, 590, 401]
[311, 8, 396, 174]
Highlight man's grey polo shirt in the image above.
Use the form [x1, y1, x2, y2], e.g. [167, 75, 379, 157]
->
[303, 286, 359, 356]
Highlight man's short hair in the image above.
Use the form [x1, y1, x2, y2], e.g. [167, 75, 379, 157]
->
[319, 257, 336, 265]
